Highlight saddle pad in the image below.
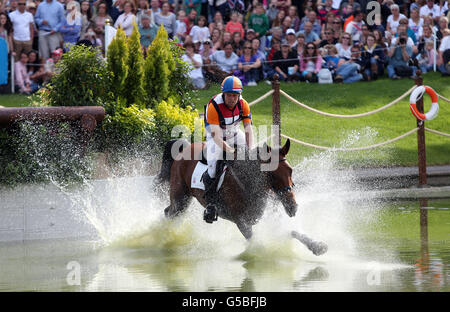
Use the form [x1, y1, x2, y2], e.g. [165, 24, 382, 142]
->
[191, 162, 226, 191]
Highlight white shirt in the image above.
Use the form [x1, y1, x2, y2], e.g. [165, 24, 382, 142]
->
[9, 10, 34, 41]
[387, 14, 407, 34]
[182, 53, 204, 79]
[332, 0, 342, 10]
[345, 20, 365, 42]
[439, 36, 450, 52]
[189, 25, 210, 43]
[114, 13, 136, 37]
[336, 43, 352, 59]
[419, 4, 441, 18]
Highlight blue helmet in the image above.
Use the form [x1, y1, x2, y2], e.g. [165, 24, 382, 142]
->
[221, 76, 243, 94]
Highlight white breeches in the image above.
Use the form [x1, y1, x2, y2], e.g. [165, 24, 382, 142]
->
[206, 129, 246, 178]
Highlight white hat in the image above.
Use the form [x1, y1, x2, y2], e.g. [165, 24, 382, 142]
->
[286, 28, 296, 36]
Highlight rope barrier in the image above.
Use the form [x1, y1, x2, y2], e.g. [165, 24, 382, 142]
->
[437, 93, 450, 103]
[279, 85, 417, 118]
[248, 90, 274, 107]
[281, 128, 419, 151]
[425, 127, 450, 138]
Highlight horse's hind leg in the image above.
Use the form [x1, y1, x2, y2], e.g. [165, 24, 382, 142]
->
[236, 222, 253, 240]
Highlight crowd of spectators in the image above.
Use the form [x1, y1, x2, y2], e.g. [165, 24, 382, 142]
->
[1, 0, 449, 93]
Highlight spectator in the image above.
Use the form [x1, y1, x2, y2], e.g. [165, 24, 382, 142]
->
[287, 5, 301, 32]
[237, 40, 261, 86]
[199, 37, 213, 62]
[231, 31, 244, 56]
[185, 0, 202, 17]
[184, 8, 197, 37]
[386, 4, 407, 35]
[114, 0, 136, 37]
[248, 3, 269, 51]
[107, 0, 124, 24]
[296, 32, 306, 55]
[59, 1, 82, 48]
[175, 10, 187, 42]
[251, 37, 265, 61]
[8, 0, 34, 59]
[43, 47, 62, 83]
[272, 8, 286, 28]
[14, 51, 32, 94]
[319, 28, 337, 47]
[331, 16, 343, 41]
[208, 41, 239, 81]
[154, 2, 176, 38]
[417, 24, 435, 54]
[276, 0, 292, 15]
[285, 28, 297, 48]
[408, 7, 423, 40]
[299, 10, 321, 34]
[322, 44, 340, 77]
[299, 41, 321, 82]
[345, 9, 365, 43]
[208, 11, 223, 33]
[438, 28, 450, 75]
[0, 12, 13, 55]
[189, 15, 209, 44]
[27, 49, 45, 91]
[81, 26, 103, 48]
[91, 1, 112, 46]
[417, 40, 437, 73]
[361, 33, 385, 80]
[419, 0, 442, 23]
[139, 14, 156, 51]
[34, 0, 65, 61]
[211, 27, 222, 51]
[334, 44, 364, 83]
[336, 31, 352, 58]
[318, 0, 339, 24]
[297, 21, 320, 45]
[149, 0, 161, 17]
[359, 24, 370, 46]
[225, 11, 244, 39]
[80, 1, 92, 39]
[436, 16, 449, 46]
[182, 41, 205, 89]
[320, 11, 337, 38]
[136, 0, 152, 27]
[387, 31, 417, 80]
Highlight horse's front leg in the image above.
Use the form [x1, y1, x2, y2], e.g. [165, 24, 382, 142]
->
[236, 222, 253, 240]
[164, 183, 192, 218]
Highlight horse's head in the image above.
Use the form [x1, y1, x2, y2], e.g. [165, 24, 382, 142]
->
[264, 139, 297, 218]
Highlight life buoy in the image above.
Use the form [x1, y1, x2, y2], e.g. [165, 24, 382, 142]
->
[409, 86, 439, 121]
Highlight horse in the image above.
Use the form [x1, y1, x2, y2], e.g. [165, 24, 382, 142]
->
[157, 138, 328, 256]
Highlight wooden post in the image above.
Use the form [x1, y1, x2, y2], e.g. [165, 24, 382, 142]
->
[415, 71, 427, 186]
[272, 74, 281, 147]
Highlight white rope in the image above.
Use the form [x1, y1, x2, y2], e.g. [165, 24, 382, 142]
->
[437, 93, 450, 103]
[425, 127, 450, 138]
[279, 85, 417, 118]
[281, 128, 419, 151]
[248, 90, 274, 107]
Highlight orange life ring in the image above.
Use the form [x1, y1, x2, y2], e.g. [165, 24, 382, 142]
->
[409, 86, 439, 121]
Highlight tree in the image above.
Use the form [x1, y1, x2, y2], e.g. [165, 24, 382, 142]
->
[107, 26, 128, 113]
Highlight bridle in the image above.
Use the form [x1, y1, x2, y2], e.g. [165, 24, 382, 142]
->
[269, 158, 295, 196]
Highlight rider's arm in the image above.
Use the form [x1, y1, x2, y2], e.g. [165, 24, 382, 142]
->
[244, 122, 254, 149]
[210, 124, 235, 153]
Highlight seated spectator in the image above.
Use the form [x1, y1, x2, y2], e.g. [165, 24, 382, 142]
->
[114, 0, 136, 37]
[139, 14, 157, 53]
[175, 10, 187, 42]
[81, 26, 103, 49]
[345, 9, 365, 43]
[285, 28, 297, 48]
[287, 5, 301, 32]
[322, 44, 340, 77]
[319, 28, 338, 48]
[79, 1, 92, 40]
[211, 28, 223, 52]
[184, 9, 197, 39]
[438, 29, 450, 75]
[408, 7, 423, 41]
[271, 6, 286, 28]
[189, 15, 210, 44]
[417, 24, 434, 54]
[92, 1, 112, 47]
[27, 50, 45, 92]
[387, 4, 407, 35]
[436, 17, 449, 47]
[245, 29, 257, 44]
[387, 32, 417, 80]
[320, 11, 337, 38]
[271, 40, 300, 82]
[296, 32, 306, 55]
[209, 11, 224, 34]
[237, 41, 261, 86]
[419, 0, 442, 24]
[299, 10, 321, 35]
[14, 51, 33, 94]
[207, 41, 239, 82]
[251, 37, 265, 61]
[154, 2, 176, 38]
[334, 44, 364, 83]
[359, 24, 371, 46]
[417, 41, 437, 73]
[318, 0, 339, 24]
[299, 42, 322, 82]
[296, 21, 320, 45]
[59, 1, 82, 48]
[361, 33, 385, 80]
[336, 32, 353, 59]
[397, 18, 417, 44]
[199, 38, 213, 64]
[136, 0, 152, 27]
[43, 47, 63, 83]
[232, 31, 244, 56]
[182, 41, 205, 89]
[225, 11, 244, 39]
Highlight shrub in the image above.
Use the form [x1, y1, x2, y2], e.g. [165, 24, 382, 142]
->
[45, 45, 111, 107]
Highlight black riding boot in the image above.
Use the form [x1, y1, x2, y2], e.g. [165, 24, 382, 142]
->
[202, 171, 218, 223]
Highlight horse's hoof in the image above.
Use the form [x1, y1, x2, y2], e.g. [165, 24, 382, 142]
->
[312, 242, 328, 256]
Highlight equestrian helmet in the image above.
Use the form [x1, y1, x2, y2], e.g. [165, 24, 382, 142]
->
[221, 76, 243, 94]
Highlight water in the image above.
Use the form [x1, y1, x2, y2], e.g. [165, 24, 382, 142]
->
[0, 170, 449, 291]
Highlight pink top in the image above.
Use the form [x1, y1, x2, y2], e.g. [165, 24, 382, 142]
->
[225, 21, 244, 39]
[299, 54, 323, 73]
[14, 61, 31, 91]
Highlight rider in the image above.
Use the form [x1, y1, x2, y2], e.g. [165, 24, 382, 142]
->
[202, 76, 254, 223]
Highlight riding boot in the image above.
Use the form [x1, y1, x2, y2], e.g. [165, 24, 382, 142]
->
[202, 171, 218, 223]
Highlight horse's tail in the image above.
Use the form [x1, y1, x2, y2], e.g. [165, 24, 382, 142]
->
[157, 138, 189, 183]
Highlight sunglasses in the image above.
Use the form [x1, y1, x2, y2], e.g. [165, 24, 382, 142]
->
[307, 46, 315, 49]
[18, 3, 26, 5]
[326, 32, 332, 35]
[244, 46, 252, 49]
[333, 21, 340, 24]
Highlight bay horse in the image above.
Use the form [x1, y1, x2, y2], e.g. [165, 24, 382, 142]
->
[157, 138, 328, 256]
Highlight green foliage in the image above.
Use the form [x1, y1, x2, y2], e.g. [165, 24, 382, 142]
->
[45, 45, 111, 107]
[0, 122, 91, 187]
[123, 22, 145, 108]
[106, 27, 129, 113]
[143, 25, 174, 107]
[167, 39, 194, 108]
